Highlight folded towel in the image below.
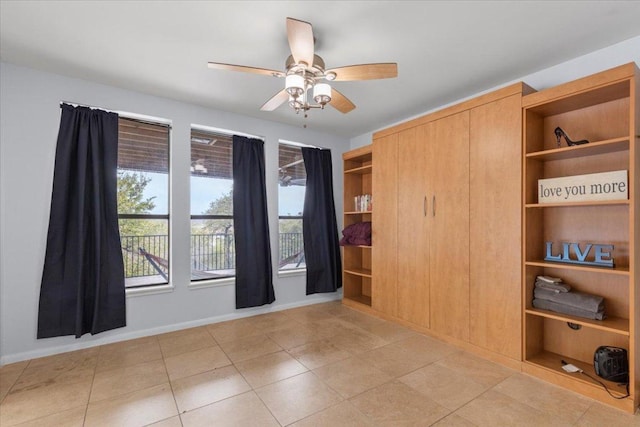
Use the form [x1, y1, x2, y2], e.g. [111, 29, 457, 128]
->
[537, 275, 563, 284]
[533, 298, 606, 321]
[534, 287, 604, 313]
[535, 280, 571, 293]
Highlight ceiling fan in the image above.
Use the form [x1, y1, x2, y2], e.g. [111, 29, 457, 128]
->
[207, 17, 398, 115]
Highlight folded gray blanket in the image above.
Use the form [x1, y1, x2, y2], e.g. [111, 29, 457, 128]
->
[532, 298, 606, 320]
[535, 280, 571, 293]
[534, 287, 604, 313]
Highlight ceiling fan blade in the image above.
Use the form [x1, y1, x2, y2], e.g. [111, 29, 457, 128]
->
[207, 62, 284, 78]
[326, 63, 398, 81]
[260, 89, 289, 111]
[286, 17, 314, 66]
[329, 88, 356, 114]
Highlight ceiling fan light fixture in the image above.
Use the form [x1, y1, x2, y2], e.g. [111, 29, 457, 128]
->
[285, 74, 305, 97]
[288, 94, 303, 110]
[208, 18, 397, 116]
[313, 83, 331, 106]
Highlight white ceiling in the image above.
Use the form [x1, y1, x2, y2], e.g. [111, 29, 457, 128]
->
[1, 1, 640, 138]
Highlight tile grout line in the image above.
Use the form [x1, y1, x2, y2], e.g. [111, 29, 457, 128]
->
[161, 350, 183, 424]
[82, 345, 101, 426]
[0, 362, 27, 406]
[491, 372, 598, 425]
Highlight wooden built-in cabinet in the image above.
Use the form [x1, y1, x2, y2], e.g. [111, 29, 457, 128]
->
[372, 111, 471, 336]
[521, 63, 638, 413]
[348, 82, 531, 366]
[396, 126, 430, 327]
[469, 93, 525, 360]
[428, 112, 471, 341]
[370, 134, 399, 316]
[341, 145, 373, 308]
[342, 64, 638, 413]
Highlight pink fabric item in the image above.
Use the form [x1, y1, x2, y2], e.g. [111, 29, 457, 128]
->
[339, 221, 372, 246]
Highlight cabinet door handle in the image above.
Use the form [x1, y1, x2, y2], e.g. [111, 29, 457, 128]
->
[423, 196, 427, 217]
[432, 195, 436, 217]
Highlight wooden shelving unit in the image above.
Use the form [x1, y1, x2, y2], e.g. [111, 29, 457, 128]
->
[342, 145, 373, 309]
[521, 63, 638, 413]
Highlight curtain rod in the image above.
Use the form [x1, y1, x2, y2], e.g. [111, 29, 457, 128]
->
[191, 123, 264, 141]
[59, 101, 172, 128]
[279, 138, 326, 149]
[60, 100, 117, 112]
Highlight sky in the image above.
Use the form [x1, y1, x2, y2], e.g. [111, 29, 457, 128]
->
[141, 172, 305, 216]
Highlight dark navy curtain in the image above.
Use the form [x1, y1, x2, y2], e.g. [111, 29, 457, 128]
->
[301, 147, 342, 294]
[232, 135, 275, 308]
[38, 104, 125, 339]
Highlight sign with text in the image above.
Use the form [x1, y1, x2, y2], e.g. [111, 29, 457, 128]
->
[538, 170, 628, 203]
[544, 241, 614, 268]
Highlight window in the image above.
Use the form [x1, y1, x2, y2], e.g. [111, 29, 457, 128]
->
[190, 128, 234, 281]
[117, 117, 170, 288]
[278, 142, 306, 271]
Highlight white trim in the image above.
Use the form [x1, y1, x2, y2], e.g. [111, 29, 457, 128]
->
[0, 294, 341, 366]
[279, 138, 321, 148]
[188, 276, 235, 289]
[118, 111, 172, 126]
[278, 268, 306, 278]
[125, 283, 174, 297]
[191, 123, 264, 141]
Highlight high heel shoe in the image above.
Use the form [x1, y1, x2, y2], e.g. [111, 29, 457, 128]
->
[554, 127, 589, 147]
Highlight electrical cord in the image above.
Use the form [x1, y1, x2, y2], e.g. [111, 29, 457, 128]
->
[578, 370, 629, 400]
[561, 360, 629, 400]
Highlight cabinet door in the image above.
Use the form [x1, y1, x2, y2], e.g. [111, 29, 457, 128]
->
[372, 133, 398, 317]
[397, 126, 430, 327]
[470, 94, 522, 360]
[429, 111, 470, 341]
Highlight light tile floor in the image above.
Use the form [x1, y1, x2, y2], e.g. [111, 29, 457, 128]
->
[1, 301, 639, 426]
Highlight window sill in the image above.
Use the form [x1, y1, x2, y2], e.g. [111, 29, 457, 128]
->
[189, 276, 235, 290]
[278, 268, 306, 278]
[126, 283, 174, 298]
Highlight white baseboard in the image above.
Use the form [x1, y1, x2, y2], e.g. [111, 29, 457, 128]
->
[0, 294, 341, 366]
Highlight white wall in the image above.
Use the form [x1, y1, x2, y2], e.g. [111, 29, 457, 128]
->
[0, 62, 349, 365]
[350, 36, 640, 148]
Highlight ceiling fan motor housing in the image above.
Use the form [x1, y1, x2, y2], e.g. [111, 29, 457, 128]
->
[286, 54, 326, 78]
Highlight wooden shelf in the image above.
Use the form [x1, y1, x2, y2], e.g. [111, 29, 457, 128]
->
[343, 145, 372, 163]
[524, 350, 630, 399]
[525, 260, 630, 276]
[522, 64, 637, 412]
[343, 145, 374, 311]
[344, 267, 372, 278]
[343, 294, 372, 307]
[522, 75, 631, 113]
[344, 210, 372, 215]
[525, 199, 629, 209]
[525, 137, 628, 161]
[525, 308, 629, 336]
[344, 165, 372, 175]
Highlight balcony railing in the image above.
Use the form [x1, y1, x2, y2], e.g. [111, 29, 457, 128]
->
[121, 232, 305, 282]
[121, 234, 169, 279]
[278, 232, 305, 269]
[191, 233, 235, 272]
